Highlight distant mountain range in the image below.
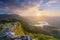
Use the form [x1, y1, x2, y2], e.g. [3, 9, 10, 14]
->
[23, 16, 60, 28]
[42, 16, 60, 27]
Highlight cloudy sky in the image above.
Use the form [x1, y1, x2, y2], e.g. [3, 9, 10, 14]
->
[0, 0, 60, 16]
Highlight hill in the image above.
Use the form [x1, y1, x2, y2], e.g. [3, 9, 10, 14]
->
[0, 14, 59, 40]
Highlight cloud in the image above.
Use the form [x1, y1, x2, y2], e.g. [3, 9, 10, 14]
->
[0, 0, 40, 9]
[0, 0, 58, 9]
[0, 0, 59, 15]
[0, 0, 40, 14]
[45, 0, 58, 6]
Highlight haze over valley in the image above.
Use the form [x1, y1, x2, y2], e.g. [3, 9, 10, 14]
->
[23, 16, 60, 28]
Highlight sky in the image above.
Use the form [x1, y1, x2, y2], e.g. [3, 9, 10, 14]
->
[0, 0, 60, 17]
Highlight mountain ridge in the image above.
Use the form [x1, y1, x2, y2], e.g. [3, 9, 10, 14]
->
[0, 14, 59, 40]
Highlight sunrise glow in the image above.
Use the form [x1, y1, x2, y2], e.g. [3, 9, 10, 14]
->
[36, 13, 41, 16]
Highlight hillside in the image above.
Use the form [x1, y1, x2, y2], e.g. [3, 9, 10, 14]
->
[0, 14, 59, 40]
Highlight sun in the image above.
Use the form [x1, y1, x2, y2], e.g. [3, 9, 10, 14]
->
[36, 13, 41, 16]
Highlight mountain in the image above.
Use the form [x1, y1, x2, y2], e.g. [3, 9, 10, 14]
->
[32, 25, 60, 38]
[21, 16, 60, 39]
[0, 14, 59, 40]
[0, 14, 30, 28]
